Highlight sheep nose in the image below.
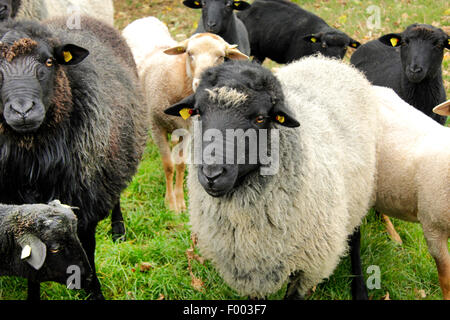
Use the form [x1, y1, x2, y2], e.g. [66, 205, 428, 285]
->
[207, 21, 217, 29]
[6, 99, 35, 118]
[202, 165, 225, 183]
[409, 65, 423, 74]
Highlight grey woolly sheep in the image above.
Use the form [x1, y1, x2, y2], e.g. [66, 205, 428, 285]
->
[0, 200, 92, 300]
[164, 56, 379, 299]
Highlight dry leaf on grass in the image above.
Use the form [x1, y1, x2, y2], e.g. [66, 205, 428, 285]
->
[139, 262, 153, 273]
[186, 233, 206, 292]
[157, 293, 165, 300]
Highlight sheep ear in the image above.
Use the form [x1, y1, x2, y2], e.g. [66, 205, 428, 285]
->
[183, 0, 203, 9]
[303, 34, 321, 44]
[54, 44, 89, 65]
[271, 104, 300, 128]
[164, 40, 188, 55]
[225, 45, 249, 60]
[232, 1, 251, 10]
[433, 100, 450, 116]
[164, 94, 197, 119]
[379, 33, 402, 47]
[349, 39, 361, 49]
[18, 234, 47, 271]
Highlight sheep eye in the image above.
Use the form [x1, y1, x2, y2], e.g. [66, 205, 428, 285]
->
[49, 244, 60, 254]
[45, 58, 53, 67]
[255, 115, 265, 124]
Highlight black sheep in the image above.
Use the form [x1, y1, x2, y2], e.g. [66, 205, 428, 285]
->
[183, 0, 251, 56]
[0, 18, 148, 299]
[351, 24, 449, 125]
[236, 0, 361, 64]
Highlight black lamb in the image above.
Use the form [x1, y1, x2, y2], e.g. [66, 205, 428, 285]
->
[351, 23, 449, 125]
[0, 18, 148, 299]
[236, 0, 361, 64]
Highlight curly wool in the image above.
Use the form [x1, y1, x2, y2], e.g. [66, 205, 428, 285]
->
[187, 56, 379, 297]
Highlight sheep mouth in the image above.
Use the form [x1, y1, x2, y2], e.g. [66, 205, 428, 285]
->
[8, 121, 42, 133]
[405, 70, 426, 83]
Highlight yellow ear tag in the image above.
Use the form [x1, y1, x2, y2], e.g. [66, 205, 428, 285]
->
[179, 108, 193, 120]
[276, 115, 285, 124]
[351, 43, 357, 48]
[390, 38, 399, 47]
[194, 1, 200, 5]
[234, 1, 240, 6]
[177, 47, 184, 53]
[310, 37, 317, 43]
[63, 51, 72, 63]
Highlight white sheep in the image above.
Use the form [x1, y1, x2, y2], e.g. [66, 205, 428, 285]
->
[123, 17, 248, 213]
[373, 86, 450, 300]
[16, 0, 114, 26]
[166, 56, 379, 298]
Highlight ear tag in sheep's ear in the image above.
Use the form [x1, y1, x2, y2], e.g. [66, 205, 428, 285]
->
[390, 37, 399, 47]
[351, 43, 357, 48]
[63, 51, 73, 63]
[18, 234, 47, 270]
[310, 37, 317, 43]
[21, 245, 31, 260]
[276, 115, 285, 124]
[179, 108, 193, 120]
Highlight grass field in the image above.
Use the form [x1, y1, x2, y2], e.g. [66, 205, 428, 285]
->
[0, 0, 448, 300]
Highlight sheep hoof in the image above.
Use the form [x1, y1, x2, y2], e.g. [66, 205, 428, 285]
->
[111, 221, 126, 242]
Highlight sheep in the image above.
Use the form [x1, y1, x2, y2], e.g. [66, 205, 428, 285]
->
[0, 200, 92, 300]
[164, 56, 379, 299]
[236, 0, 361, 64]
[1, 0, 114, 26]
[434, 100, 450, 117]
[183, 0, 251, 56]
[124, 23, 248, 213]
[350, 23, 449, 125]
[373, 85, 450, 299]
[0, 17, 148, 299]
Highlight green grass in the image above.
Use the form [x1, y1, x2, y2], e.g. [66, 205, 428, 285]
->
[0, 0, 449, 300]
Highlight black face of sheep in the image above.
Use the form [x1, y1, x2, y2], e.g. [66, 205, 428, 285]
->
[379, 24, 449, 83]
[183, 0, 250, 34]
[165, 61, 299, 197]
[4, 201, 93, 287]
[304, 31, 360, 59]
[0, 31, 89, 133]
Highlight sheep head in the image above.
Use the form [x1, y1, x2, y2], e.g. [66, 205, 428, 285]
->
[164, 32, 248, 91]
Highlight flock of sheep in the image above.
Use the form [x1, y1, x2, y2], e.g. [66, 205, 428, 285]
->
[0, 0, 448, 301]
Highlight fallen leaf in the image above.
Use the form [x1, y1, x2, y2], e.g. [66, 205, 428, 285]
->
[157, 293, 165, 300]
[139, 262, 153, 272]
[382, 292, 391, 300]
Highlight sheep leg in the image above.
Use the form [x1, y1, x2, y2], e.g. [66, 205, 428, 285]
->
[348, 227, 368, 300]
[284, 271, 305, 300]
[27, 280, 40, 300]
[423, 228, 450, 300]
[78, 223, 105, 300]
[153, 126, 178, 212]
[111, 200, 126, 242]
[173, 136, 186, 212]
